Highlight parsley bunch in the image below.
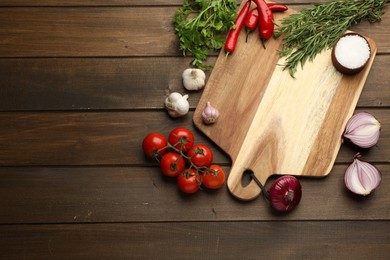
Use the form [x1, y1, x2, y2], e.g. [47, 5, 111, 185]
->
[173, 0, 238, 68]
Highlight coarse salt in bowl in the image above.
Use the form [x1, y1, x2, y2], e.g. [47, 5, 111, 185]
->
[331, 33, 371, 75]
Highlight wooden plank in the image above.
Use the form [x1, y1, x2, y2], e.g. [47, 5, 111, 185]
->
[0, 0, 185, 6]
[0, 164, 388, 224]
[0, 2, 387, 259]
[0, 221, 389, 259]
[360, 55, 390, 106]
[0, 0, 343, 7]
[0, 56, 387, 111]
[0, 110, 388, 166]
[0, 57, 200, 111]
[0, 7, 179, 57]
[0, 111, 226, 166]
[0, 6, 389, 57]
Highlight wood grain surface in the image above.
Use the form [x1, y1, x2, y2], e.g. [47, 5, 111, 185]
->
[0, 1, 389, 259]
[1, 222, 388, 259]
[193, 4, 378, 200]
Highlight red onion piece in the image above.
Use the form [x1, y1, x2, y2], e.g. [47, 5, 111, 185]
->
[268, 176, 302, 212]
[344, 154, 381, 196]
[343, 112, 381, 148]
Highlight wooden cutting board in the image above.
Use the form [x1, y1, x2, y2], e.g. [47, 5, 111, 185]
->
[193, 3, 377, 200]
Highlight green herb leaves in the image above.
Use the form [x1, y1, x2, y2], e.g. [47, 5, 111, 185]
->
[173, 0, 238, 68]
[274, 0, 388, 77]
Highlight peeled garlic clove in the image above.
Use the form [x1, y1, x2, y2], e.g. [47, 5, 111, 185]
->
[164, 92, 189, 118]
[201, 101, 219, 125]
[343, 112, 381, 148]
[344, 154, 381, 196]
[182, 68, 206, 91]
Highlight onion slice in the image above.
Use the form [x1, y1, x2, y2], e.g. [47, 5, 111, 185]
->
[343, 112, 381, 148]
[344, 154, 381, 196]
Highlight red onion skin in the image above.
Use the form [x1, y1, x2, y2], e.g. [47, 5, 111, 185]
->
[268, 176, 302, 212]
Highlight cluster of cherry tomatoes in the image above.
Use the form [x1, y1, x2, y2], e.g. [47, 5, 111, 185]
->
[142, 127, 226, 194]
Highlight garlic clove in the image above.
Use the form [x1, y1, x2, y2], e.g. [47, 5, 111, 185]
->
[201, 101, 219, 125]
[173, 94, 189, 115]
[166, 92, 183, 102]
[182, 68, 206, 91]
[344, 154, 381, 196]
[343, 112, 381, 148]
[164, 92, 190, 118]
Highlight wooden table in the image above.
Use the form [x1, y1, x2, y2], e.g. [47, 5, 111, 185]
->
[0, 0, 389, 258]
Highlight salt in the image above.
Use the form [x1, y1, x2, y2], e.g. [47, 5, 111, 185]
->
[334, 35, 370, 69]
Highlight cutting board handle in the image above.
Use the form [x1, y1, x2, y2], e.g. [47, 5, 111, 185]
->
[227, 159, 273, 201]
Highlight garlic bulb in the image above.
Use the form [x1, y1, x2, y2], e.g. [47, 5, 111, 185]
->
[343, 112, 381, 148]
[201, 101, 219, 125]
[164, 92, 189, 118]
[182, 68, 206, 91]
[344, 154, 381, 196]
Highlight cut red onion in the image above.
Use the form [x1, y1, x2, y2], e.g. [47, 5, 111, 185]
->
[268, 176, 302, 212]
[344, 154, 381, 196]
[343, 112, 381, 148]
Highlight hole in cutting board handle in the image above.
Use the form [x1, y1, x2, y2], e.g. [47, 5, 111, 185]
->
[241, 169, 254, 187]
[227, 161, 272, 200]
[248, 170, 270, 200]
[242, 169, 270, 200]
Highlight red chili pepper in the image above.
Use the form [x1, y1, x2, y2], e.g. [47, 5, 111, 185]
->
[224, 0, 252, 54]
[244, 3, 287, 42]
[267, 3, 288, 12]
[244, 7, 259, 33]
[253, 0, 274, 43]
[244, 7, 258, 42]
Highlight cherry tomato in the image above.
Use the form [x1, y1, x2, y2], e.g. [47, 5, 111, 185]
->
[203, 165, 226, 189]
[160, 152, 185, 177]
[187, 144, 213, 168]
[177, 168, 201, 194]
[142, 133, 167, 158]
[168, 127, 194, 153]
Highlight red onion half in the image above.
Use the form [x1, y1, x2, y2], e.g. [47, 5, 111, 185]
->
[343, 112, 381, 148]
[344, 154, 381, 196]
[268, 176, 302, 212]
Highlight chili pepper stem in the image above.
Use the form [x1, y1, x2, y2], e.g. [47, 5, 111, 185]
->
[225, 52, 230, 62]
[261, 38, 266, 49]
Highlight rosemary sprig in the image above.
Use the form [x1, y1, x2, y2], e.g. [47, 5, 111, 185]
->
[274, 0, 388, 77]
